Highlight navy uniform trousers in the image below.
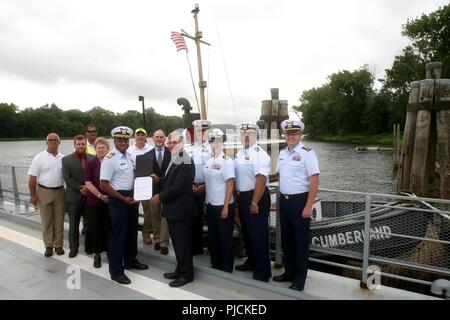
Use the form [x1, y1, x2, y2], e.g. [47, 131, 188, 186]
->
[206, 203, 235, 273]
[237, 188, 271, 281]
[108, 190, 139, 278]
[192, 192, 205, 255]
[279, 192, 310, 289]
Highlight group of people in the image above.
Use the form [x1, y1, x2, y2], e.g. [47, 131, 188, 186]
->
[27, 118, 320, 292]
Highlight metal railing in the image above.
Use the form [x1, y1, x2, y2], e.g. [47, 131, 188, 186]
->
[268, 184, 450, 294]
[0, 165, 32, 211]
[2, 164, 450, 295]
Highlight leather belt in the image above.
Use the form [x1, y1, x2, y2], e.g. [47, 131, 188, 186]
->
[280, 193, 306, 200]
[38, 184, 63, 190]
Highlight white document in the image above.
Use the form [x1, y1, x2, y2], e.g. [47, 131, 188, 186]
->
[133, 176, 153, 201]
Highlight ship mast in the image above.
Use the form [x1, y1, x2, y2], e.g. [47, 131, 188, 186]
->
[181, 4, 210, 120]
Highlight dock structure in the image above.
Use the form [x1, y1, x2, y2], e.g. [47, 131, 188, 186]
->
[397, 62, 450, 201]
[0, 202, 439, 300]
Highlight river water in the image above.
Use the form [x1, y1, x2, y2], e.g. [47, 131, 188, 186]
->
[0, 138, 397, 195]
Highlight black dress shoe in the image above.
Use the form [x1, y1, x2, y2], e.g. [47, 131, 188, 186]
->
[68, 249, 78, 258]
[44, 247, 53, 257]
[169, 277, 193, 287]
[272, 273, 293, 282]
[124, 262, 148, 270]
[154, 243, 161, 251]
[235, 263, 253, 271]
[112, 274, 131, 285]
[163, 271, 180, 280]
[93, 254, 101, 268]
[160, 247, 169, 255]
[289, 284, 304, 292]
[55, 247, 65, 255]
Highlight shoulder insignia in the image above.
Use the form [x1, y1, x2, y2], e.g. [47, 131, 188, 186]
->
[254, 147, 260, 152]
[280, 146, 287, 151]
[106, 151, 114, 158]
[302, 146, 312, 152]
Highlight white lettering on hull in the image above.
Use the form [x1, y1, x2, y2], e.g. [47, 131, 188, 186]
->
[311, 226, 392, 248]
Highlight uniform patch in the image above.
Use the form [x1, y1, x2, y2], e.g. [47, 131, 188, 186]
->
[212, 163, 221, 170]
[292, 154, 302, 161]
[255, 147, 260, 152]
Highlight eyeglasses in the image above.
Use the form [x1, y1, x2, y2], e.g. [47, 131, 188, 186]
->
[47, 139, 59, 142]
[87, 130, 97, 133]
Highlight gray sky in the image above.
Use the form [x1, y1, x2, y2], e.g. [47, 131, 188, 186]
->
[0, 0, 447, 124]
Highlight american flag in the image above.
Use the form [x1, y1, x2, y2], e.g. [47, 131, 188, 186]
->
[171, 31, 188, 52]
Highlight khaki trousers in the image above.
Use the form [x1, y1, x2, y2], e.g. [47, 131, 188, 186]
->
[142, 200, 153, 236]
[142, 200, 170, 247]
[36, 187, 65, 248]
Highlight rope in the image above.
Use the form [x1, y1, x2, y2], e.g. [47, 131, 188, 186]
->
[215, 21, 237, 124]
[206, 44, 211, 115]
[186, 52, 201, 114]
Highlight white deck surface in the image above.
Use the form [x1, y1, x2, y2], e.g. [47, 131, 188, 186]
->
[0, 201, 440, 300]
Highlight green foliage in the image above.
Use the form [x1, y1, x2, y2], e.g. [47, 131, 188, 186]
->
[0, 103, 183, 139]
[295, 66, 374, 136]
[296, 4, 450, 140]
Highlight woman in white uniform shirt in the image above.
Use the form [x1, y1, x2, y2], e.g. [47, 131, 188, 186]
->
[203, 129, 235, 272]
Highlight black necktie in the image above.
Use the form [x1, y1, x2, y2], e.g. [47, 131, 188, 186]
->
[157, 148, 163, 168]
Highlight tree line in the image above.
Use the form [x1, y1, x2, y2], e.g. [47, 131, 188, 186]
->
[294, 4, 449, 137]
[0, 103, 183, 139]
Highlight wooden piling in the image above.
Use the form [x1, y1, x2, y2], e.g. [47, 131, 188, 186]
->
[410, 79, 435, 196]
[397, 81, 420, 193]
[436, 79, 450, 202]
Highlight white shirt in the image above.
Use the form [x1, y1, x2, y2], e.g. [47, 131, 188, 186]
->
[100, 148, 135, 191]
[185, 141, 211, 183]
[127, 143, 154, 163]
[203, 152, 235, 206]
[235, 143, 271, 192]
[27, 150, 64, 188]
[278, 142, 320, 194]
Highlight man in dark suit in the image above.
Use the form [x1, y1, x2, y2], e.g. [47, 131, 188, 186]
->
[151, 130, 195, 287]
[135, 129, 171, 254]
[62, 135, 94, 258]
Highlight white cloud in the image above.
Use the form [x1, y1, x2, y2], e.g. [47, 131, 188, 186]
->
[0, 0, 447, 125]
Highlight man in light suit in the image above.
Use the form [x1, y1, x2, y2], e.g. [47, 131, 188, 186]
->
[151, 130, 195, 287]
[62, 135, 94, 258]
[135, 129, 171, 254]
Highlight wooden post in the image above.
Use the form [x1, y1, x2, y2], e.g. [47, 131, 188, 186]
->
[410, 79, 435, 196]
[436, 78, 450, 202]
[191, 5, 207, 120]
[397, 81, 420, 193]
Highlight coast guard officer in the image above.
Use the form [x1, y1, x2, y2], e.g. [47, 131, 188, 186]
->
[234, 122, 272, 282]
[185, 119, 212, 255]
[203, 128, 235, 273]
[100, 126, 148, 285]
[273, 119, 320, 291]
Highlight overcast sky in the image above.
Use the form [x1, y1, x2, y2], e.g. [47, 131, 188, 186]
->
[0, 0, 447, 125]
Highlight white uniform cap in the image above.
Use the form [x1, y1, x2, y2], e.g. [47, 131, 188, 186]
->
[237, 122, 260, 135]
[192, 119, 212, 128]
[281, 119, 305, 132]
[111, 126, 133, 139]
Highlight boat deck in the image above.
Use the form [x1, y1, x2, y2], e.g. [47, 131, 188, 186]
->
[0, 201, 439, 300]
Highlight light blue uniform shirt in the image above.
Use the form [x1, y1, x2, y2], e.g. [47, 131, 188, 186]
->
[185, 141, 211, 184]
[203, 152, 235, 206]
[278, 142, 320, 194]
[235, 143, 271, 192]
[100, 148, 135, 191]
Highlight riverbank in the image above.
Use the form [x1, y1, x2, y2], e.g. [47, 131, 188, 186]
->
[307, 133, 395, 146]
